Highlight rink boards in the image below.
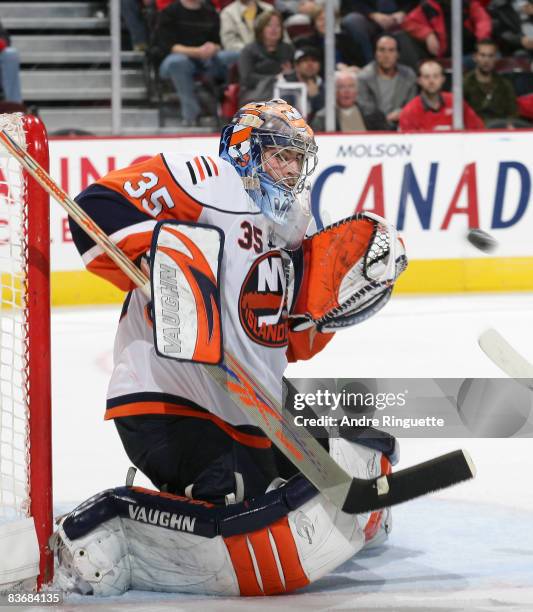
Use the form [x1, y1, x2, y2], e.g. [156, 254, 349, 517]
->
[44, 130, 533, 305]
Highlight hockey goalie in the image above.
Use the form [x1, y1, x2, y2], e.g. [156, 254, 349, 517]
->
[53, 99, 407, 596]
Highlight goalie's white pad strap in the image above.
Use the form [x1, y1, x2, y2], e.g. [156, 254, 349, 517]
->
[0, 518, 40, 587]
[150, 221, 224, 365]
[53, 443, 390, 596]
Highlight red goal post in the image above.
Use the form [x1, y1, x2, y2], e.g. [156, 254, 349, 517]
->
[0, 113, 52, 588]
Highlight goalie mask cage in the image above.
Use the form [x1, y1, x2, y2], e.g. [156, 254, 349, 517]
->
[0, 114, 52, 587]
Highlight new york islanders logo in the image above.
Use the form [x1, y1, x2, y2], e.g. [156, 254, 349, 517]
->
[239, 252, 288, 347]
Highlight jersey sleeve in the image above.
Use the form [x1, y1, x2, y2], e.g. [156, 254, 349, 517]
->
[70, 154, 205, 291]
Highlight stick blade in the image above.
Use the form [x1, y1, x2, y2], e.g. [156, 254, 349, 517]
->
[342, 449, 475, 514]
[479, 328, 533, 382]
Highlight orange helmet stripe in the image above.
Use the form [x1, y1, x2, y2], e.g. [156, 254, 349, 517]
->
[229, 125, 252, 146]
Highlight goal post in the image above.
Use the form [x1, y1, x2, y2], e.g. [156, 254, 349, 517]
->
[0, 113, 52, 589]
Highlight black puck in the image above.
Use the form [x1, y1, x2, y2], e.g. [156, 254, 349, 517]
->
[466, 229, 498, 253]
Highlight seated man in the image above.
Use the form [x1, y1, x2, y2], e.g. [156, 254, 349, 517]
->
[150, 0, 239, 125]
[275, 0, 324, 26]
[463, 39, 524, 127]
[399, 0, 492, 69]
[0, 20, 22, 103]
[312, 71, 382, 131]
[121, 0, 149, 51]
[295, 5, 365, 71]
[357, 34, 417, 129]
[488, 0, 533, 58]
[340, 0, 411, 66]
[400, 59, 484, 131]
[281, 46, 324, 119]
[52, 99, 407, 596]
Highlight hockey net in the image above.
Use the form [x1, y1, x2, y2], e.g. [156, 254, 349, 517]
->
[0, 114, 52, 589]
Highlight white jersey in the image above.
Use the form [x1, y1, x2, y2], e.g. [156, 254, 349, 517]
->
[73, 151, 319, 436]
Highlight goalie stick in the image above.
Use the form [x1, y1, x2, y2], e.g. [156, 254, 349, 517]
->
[0, 127, 475, 514]
[479, 328, 533, 389]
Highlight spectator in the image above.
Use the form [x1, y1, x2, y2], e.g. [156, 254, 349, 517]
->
[282, 47, 324, 118]
[523, 0, 533, 29]
[488, 0, 533, 57]
[399, 0, 492, 69]
[121, 0, 149, 51]
[220, 0, 273, 52]
[238, 10, 294, 104]
[464, 39, 524, 126]
[295, 5, 364, 70]
[340, 0, 410, 66]
[150, 0, 239, 125]
[357, 34, 417, 129]
[275, 1, 323, 27]
[0, 21, 22, 103]
[311, 71, 369, 131]
[399, 59, 485, 130]
[517, 92, 533, 121]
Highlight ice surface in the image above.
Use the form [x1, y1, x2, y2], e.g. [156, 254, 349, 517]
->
[50, 293, 533, 610]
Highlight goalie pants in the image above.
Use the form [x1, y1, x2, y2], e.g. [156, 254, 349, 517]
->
[115, 414, 315, 504]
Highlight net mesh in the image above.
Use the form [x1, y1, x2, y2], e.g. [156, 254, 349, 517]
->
[0, 114, 29, 523]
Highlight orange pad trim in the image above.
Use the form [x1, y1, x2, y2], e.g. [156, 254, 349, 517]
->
[225, 516, 309, 596]
[225, 534, 263, 596]
[268, 516, 309, 592]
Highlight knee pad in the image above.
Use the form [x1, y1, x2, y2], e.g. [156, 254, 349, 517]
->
[53, 435, 396, 597]
[329, 436, 393, 546]
[53, 513, 131, 596]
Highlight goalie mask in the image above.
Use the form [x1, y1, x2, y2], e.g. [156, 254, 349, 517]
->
[219, 99, 318, 250]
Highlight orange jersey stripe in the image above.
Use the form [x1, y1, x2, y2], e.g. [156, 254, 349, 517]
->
[207, 156, 219, 176]
[194, 156, 205, 182]
[86, 230, 154, 291]
[105, 401, 271, 449]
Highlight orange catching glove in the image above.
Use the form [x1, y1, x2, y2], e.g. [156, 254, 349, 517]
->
[290, 213, 407, 332]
